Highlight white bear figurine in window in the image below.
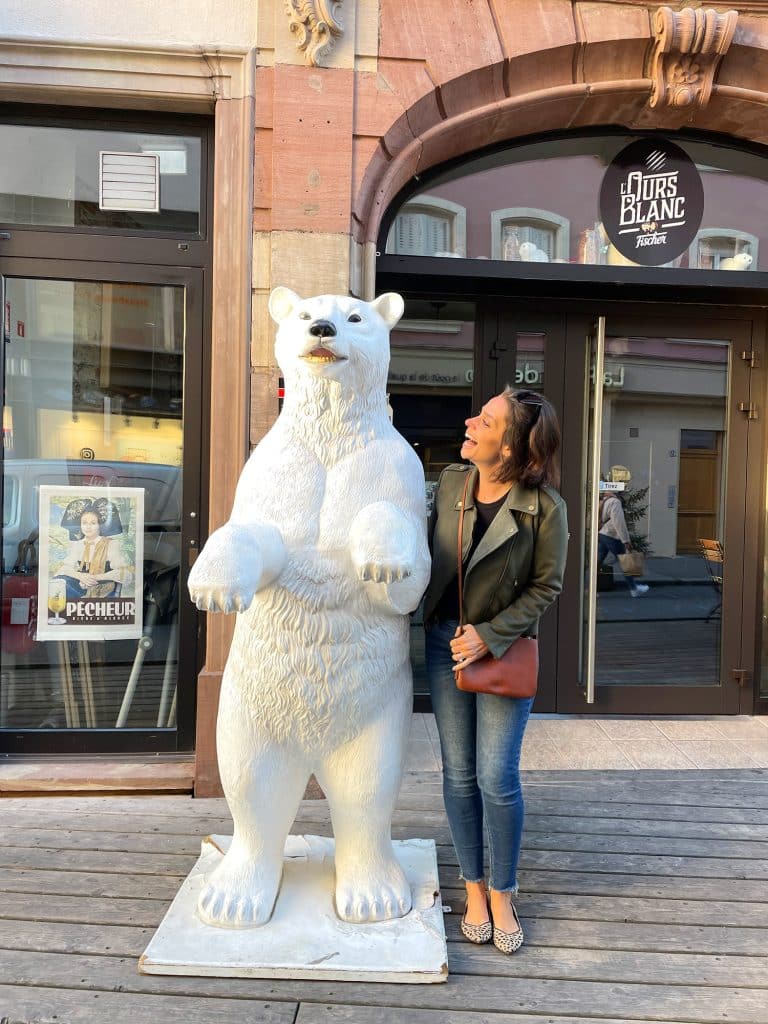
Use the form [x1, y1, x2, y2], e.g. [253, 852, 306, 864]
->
[188, 288, 431, 928]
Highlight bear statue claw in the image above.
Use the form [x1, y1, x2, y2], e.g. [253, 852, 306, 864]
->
[357, 562, 412, 584]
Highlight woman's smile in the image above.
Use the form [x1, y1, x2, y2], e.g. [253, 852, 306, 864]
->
[460, 394, 510, 466]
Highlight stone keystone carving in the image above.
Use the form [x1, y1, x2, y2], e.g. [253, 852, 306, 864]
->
[285, 0, 344, 67]
[649, 6, 738, 110]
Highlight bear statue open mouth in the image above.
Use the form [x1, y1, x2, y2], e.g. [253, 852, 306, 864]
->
[302, 347, 347, 363]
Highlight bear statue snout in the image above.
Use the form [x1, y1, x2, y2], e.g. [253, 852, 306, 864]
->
[309, 320, 337, 339]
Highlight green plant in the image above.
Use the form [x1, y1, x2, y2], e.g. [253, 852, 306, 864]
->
[623, 485, 651, 554]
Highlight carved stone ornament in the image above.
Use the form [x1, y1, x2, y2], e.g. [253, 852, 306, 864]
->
[649, 6, 738, 110]
[285, 0, 344, 67]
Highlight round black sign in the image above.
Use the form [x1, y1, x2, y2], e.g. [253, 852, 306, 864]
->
[599, 139, 704, 266]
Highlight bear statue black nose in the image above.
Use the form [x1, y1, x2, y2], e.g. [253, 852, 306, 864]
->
[309, 320, 337, 339]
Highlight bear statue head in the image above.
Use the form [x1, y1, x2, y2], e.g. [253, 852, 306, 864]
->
[268, 288, 404, 395]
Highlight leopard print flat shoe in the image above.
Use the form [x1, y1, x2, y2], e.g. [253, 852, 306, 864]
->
[492, 898, 524, 954]
[460, 901, 492, 944]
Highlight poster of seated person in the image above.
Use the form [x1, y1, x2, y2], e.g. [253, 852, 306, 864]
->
[36, 486, 144, 641]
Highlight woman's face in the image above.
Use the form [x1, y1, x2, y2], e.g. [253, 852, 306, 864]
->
[80, 512, 101, 539]
[461, 394, 512, 469]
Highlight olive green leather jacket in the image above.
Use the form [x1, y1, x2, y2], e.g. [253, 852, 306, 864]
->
[423, 464, 569, 658]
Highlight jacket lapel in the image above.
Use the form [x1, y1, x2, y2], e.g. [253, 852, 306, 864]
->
[464, 479, 540, 578]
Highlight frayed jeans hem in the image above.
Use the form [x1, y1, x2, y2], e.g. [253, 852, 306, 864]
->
[459, 873, 486, 884]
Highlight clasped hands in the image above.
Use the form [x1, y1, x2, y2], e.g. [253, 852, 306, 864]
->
[450, 624, 490, 673]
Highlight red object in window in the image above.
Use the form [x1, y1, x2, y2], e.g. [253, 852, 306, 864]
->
[1, 534, 38, 655]
[16, 321, 24, 337]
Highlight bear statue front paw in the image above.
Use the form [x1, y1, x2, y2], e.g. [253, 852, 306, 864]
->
[188, 521, 286, 614]
[349, 502, 416, 587]
[189, 583, 255, 614]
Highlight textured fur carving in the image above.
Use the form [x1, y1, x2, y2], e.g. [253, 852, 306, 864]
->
[188, 288, 430, 929]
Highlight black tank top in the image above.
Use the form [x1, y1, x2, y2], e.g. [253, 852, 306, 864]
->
[433, 491, 509, 623]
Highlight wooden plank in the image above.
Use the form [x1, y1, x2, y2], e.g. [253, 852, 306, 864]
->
[516, 869, 768, 903]
[295, 1007, 705, 1024]
[2, 914, 766, 964]
[442, 890, 768, 928]
[6, 823, 768, 872]
[0, 846, 193, 876]
[443, 915, 768, 956]
[3, 769, 767, 816]
[6, 804, 768, 844]
[5, 838, 765, 883]
[0, 759, 194, 794]
[6, 797, 768, 830]
[0, 892, 170, 927]
[7, 784, 768, 820]
[1, 949, 767, 1022]
[444, 848, 768, 880]
[0, 983, 295, 1023]
[0, 868, 184, 901]
[521, 832, 768, 859]
[3, 863, 765, 907]
[3, 886, 766, 932]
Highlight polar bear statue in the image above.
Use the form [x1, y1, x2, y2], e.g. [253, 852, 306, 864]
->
[188, 287, 431, 929]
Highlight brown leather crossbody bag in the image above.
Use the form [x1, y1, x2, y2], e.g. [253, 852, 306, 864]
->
[454, 473, 539, 698]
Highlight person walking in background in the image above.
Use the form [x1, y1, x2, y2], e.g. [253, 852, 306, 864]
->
[597, 491, 648, 596]
[422, 388, 568, 955]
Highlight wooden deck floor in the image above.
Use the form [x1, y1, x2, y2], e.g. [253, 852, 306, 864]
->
[1, 768, 767, 1023]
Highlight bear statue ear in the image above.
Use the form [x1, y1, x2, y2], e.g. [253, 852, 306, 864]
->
[268, 287, 302, 323]
[371, 292, 405, 329]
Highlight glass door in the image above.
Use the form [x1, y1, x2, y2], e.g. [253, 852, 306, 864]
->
[570, 313, 756, 714]
[476, 306, 568, 711]
[0, 260, 203, 751]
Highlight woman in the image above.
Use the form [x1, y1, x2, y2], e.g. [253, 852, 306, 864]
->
[56, 497, 132, 599]
[423, 387, 568, 954]
[597, 492, 648, 597]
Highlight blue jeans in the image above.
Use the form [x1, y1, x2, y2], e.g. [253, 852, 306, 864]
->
[425, 619, 533, 893]
[597, 533, 641, 592]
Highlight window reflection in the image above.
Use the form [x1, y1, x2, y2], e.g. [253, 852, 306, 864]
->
[385, 135, 768, 271]
[586, 334, 728, 687]
[0, 124, 202, 234]
[1, 279, 184, 730]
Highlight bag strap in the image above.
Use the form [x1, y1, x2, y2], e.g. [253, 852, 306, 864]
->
[457, 472, 472, 629]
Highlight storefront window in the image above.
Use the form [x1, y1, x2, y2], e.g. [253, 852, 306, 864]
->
[0, 124, 203, 235]
[0, 278, 185, 730]
[384, 134, 768, 272]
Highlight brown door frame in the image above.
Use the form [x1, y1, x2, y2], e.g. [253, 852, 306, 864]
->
[0, 256, 206, 753]
[477, 299, 765, 716]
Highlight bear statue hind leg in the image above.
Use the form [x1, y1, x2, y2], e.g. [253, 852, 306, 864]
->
[317, 694, 412, 924]
[198, 700, 310, 928]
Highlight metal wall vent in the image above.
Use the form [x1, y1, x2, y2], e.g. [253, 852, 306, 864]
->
[99, 151, 160, 212]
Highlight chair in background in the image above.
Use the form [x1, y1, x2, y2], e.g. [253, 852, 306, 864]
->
[698, 538, 723, 623]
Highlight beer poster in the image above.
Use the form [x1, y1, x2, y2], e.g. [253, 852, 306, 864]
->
[36, 486, 144, 641]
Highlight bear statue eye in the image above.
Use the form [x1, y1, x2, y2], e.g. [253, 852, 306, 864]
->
[298, 311, 311, 320]
[348, 313, 362, 323]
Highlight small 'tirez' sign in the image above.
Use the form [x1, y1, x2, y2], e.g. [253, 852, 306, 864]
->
[599, 138, 704, 266]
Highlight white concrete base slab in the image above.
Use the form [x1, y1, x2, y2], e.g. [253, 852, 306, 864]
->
[140, 834, 448, 983]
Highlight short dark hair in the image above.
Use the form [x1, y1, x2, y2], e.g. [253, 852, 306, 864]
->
[493, 387, 561, 489]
